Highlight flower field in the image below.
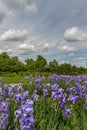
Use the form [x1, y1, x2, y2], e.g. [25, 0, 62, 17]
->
[1, 73, 87, 130]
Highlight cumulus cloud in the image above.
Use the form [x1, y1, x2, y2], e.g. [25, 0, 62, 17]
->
[64, 27, 87, 42]
[19, 43, 36, 52]
[3, 0, 37, 13]
[61, 45, 75, 52]
[0, 48, 13, 55]
[37, 43, 49, 52]
[0, 50, 5, 54]
[26, 3, 37, 12]
[0, 0, 37, 23]
[18, 42, 49, 55]
[19, 43, 30, 50]
[0, 29, 28, 41]
[6, 49, 13, 54]
[0, 1, 13, 23]
[68, 53, 74, 56]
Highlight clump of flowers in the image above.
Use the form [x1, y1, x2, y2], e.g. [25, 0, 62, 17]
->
[14, 99, 34, 130]
[0, 83, 34, 130]
[0, 101, 9, 129]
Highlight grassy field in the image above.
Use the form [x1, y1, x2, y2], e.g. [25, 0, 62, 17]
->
[1, 72, 52, 84]
[2, 75, 24, 84]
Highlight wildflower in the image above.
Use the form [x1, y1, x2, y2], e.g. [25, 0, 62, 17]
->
[64, 108, 72, 118]
[21, 91, 29, 102]
[14, 93, 22, 103]
[0, 113, 8, 129]
[0, 102, 9, 112]
[33, 94, 39, 102]
[51, 83, 59, 91]
[43, 89, 48, 98]
[68, 94, 78, 105]
[14, 110, 22, 122]
[17, 83, 23, 93]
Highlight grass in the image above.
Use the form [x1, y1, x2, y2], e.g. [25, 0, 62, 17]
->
[1, 72, 52, 84]
[1, 74, 24, 84]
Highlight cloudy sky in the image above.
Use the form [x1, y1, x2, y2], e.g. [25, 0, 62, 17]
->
[0, 0, 87, 67]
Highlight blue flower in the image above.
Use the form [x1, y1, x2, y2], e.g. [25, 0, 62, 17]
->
[64, 108, 72, 118]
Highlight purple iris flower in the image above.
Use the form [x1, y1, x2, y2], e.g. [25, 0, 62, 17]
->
[43, 89, 48, 98]
[14, 110, 22, 122]
[68, 94, 78, 105]
[84, 81, 87, 86]
[26, 99, 34, 106]
[43, 83, 50, 89]
[33, 90, 37, 96]
[0, 113, 8, 129]
[0, 102, 9, 112]
[51, 91, 59, 100]
[14, 93, 22, 103]
[21, 91, 29, 102]
[14, 98, 34, 130]
[64, 108, 72, 118]
[23, 107, 33, 116]
[17, 83, 23, 93]
[51, 83, 59, 91]
[35, 76, 43, 84]
[33, 94, 39, 102]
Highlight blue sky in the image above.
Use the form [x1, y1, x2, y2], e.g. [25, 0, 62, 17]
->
[0, 0, 87, 67]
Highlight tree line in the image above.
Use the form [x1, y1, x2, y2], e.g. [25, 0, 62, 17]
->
[0, 52, 87, 75]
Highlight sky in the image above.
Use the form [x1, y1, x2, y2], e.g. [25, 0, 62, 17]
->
[0, 0, 87, 67]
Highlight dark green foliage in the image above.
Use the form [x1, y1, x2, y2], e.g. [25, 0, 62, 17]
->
[35, 55, 47, 72]
[0, 52, 87, 75]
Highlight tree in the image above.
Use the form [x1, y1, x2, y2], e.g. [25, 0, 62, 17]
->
[25, 59, 34, 65]
[25, 58, 36, 72]
[78, 67, 86, 74]
[0, 52, 10, 59]
[49, 59, 58, 72]
[35, 55, 47, 71]
[71, 65, 78, 75]
[58, 63, 72, 75]
[11, 56, 19, 62]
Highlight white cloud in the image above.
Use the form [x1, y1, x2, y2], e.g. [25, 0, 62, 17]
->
[18, 42, 49, 55]
[26, 3, 37, 12]
[0, 50, 5, 54]
[6, 49, 13, 54]
[68, 53, 74, 56]
[19, 43, 29, 50]
[0, 0, 37, 23]
[78, 57, 85, 60]
[64, 27, 87, 42]
[3, 0, 37, 13]
[18, 43, 37, 55]
[19, 43, 36, 51]
[61, 45, 75, 52]
[0, 29, 28, 41]
[37, 43, 49, 52]
[18, 50, 34, 55]
[0, 1, 13, 23]
[0, 48, 13, 55]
